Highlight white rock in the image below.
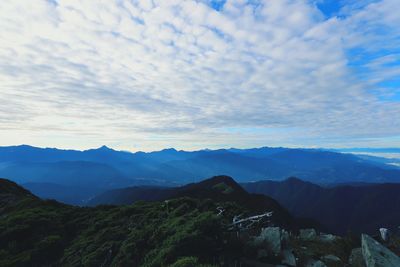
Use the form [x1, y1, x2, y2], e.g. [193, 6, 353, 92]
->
[379, 228, 389, 241]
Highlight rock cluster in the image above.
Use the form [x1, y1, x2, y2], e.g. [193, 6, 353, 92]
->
[242, 227, 400, 267]
[361, 234, 400, 267]
[250, 227, 343, 266]
[247, 228, 400, 267]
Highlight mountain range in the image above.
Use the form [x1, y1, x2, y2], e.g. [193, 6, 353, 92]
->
[1, 145, 400, 205]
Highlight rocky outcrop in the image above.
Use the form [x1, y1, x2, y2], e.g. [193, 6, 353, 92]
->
[361, 234, 400, 267]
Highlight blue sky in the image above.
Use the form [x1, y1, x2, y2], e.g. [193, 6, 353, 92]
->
[316, 0, 342, 17]
[0, 0, 399, 151]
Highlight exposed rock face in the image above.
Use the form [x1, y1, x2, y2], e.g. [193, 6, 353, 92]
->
[299, 229, 317, 241]
[349, 248, 366, 267]
[361, 234, 400, 267]
[255, 227, 282, 255]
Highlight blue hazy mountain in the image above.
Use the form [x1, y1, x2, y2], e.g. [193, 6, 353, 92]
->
[1, 145, 400, 204]
[22, 182, 102, 206]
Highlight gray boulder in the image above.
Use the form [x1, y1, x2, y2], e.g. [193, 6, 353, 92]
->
[349, 248, 366, 267]
[299, 229, 317, 241]
[255, 227, 282, 255]
[361, 234, 400, 267]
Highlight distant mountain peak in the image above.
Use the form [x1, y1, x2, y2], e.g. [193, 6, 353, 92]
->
[97, 145, 114, 151]
[178, 175, 248, 200]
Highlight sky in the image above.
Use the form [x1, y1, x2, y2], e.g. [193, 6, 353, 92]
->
[0, 0, 399, 152]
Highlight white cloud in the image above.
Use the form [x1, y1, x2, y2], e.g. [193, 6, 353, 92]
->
[0, 0, 399, 151]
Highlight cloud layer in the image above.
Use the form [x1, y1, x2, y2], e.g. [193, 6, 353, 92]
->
[0, 0, 399, 150]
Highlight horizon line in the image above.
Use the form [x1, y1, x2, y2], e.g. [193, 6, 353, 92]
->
[1, 144, 400, 154]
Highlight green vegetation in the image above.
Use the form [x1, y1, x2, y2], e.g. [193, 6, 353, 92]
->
[1, 177, 375, 267]
[212, 182, 234, 194]
[0, 182, 246, 267]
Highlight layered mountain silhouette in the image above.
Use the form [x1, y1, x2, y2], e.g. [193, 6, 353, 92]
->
[243, 177, 400, 234]
[88, 175, 298, 228]
[89, 175, 400, 235]
[1, 145, 399, 204]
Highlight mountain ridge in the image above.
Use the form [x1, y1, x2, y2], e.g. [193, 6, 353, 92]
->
[1, 145, 400, 205]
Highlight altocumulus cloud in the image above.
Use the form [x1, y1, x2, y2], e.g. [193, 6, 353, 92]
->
[0, 0, 399, 150]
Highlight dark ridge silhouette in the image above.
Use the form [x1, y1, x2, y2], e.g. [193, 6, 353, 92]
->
[242, 177, 400, 234]
[89, 175, 301, 228]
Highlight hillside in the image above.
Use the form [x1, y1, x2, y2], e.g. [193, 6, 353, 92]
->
[88, 176, 296, 228]
[4, 177, 400, 266]
[0, 178, 231, 266]
[243, 177, 400, 234]
[0, 177, 305, 266]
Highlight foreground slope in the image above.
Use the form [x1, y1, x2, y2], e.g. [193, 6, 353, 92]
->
[243, 177, 400, 234]
[0, 178, 234, 266]
[0, 177, 297, 266]
[3, 177, 400, 266]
